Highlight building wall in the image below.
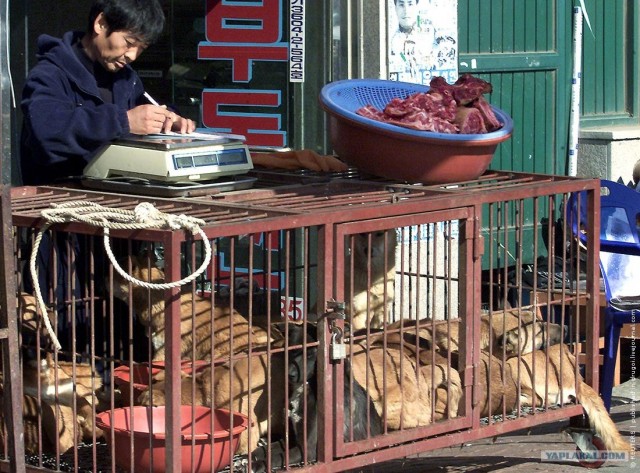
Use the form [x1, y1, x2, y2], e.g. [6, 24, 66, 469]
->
[578, 128, 640, 185]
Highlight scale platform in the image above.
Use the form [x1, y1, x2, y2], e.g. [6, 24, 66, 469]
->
[82, 132, 255, 196]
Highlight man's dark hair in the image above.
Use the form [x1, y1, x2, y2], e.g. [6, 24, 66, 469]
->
[87, 0, 165, 44]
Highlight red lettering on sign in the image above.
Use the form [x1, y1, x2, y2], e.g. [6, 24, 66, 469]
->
[251, 231, 281, 250]
[205, 0, 282, 43]
[198, 44, 287, 82]
[202, 90, 286, 147]
[280, 297, 304, 321]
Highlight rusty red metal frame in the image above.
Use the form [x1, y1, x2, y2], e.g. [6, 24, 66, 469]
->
[5, 171, 601, 472]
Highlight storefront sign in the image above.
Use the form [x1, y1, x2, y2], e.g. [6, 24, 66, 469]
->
[198, 0, 288, 147]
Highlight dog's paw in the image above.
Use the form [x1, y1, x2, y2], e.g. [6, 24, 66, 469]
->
[231, 455, 252, 473]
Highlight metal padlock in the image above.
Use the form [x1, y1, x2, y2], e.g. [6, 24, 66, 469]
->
[330, 328, 346, 361]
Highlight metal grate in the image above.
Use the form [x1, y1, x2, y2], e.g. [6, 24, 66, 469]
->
[4, 171, 607, 473]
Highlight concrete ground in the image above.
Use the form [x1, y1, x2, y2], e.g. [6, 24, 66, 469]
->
[347, 377, 639, 473]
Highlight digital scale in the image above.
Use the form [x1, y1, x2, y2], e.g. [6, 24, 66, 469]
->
[82, 132, 256, 196]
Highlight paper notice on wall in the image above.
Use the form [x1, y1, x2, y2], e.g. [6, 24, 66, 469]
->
[388, 0, 458, 85]
[601, 209, 640, 298]
[290, 0, 305, 82]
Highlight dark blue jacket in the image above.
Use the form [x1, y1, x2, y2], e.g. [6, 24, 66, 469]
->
[20, 31, 144, 185]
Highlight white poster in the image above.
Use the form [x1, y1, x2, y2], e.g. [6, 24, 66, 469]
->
[388, 0, 458, 84]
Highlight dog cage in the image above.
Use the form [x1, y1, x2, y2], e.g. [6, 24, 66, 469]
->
[0, 171, 613, 473]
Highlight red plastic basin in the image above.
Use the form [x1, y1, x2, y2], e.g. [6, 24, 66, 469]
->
[319, 79, 514, 184]
[96, 406, 248, 473]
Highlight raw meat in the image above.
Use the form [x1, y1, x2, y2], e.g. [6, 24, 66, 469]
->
[355, 74, 502, 135]
[454, 107, 487, 134]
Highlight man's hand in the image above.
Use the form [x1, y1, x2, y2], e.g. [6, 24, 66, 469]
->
[163, 113, 196, 134]
[127, 104, 170, 135]
[127, 104, 195, 135]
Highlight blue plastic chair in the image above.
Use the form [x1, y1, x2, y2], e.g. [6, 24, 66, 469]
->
[569, 179, 640, 411]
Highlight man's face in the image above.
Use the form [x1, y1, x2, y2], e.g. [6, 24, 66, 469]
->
[395, 0, 419, 31]
[93, 13, 148, 72]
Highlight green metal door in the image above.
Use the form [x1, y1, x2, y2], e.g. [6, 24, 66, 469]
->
[458, 0, 570, 177]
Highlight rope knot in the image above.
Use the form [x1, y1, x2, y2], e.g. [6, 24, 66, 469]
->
[134, 202, 161, 223]
[167, 214, 186, 231]
[167, 214, 205, 232]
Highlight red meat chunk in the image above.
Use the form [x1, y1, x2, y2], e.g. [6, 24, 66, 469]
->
[472, 96, 501, 132]
[454, 107, 487, 134]
[354, 74, 503, 135]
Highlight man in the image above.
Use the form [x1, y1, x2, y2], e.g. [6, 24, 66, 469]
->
[20, 0, 195, 185]
[19, 0, 193, 363]
[389, 0, 434, 83]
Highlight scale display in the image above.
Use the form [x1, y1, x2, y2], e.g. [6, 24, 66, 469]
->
[173, 147, 248, 170]
[83, 133, 254, 183]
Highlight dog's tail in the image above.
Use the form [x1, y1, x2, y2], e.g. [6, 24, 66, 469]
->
[578, 381, 632, 453]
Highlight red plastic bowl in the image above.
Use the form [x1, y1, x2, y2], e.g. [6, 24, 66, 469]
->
[96, 406, 248, 473]
[113, 361, 209, 405]
[320, 79, 514, 184]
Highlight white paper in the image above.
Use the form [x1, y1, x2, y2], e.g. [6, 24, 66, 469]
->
[145, 131, 247, 142]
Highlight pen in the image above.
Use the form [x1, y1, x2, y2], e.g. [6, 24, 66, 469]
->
[143, 91, 160, 106]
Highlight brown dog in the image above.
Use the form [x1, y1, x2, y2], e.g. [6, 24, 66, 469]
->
[503, 344, 632, 454]
[0, 389, 80, 455]
[111, 256, 271, 361]
[19, 292, 104, 441]
[22, 351, 103, 441]
[346, 230, 397, 331]
[497, 320, 566, 356]
[469, 351, 512, 418]
[362, 327, 462, 421]
[349, 341, 440, 429]
[22, 351, 102, 407]
[385, 308, 560, 355]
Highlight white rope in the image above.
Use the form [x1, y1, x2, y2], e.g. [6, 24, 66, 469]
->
[30, 201, 212, 351]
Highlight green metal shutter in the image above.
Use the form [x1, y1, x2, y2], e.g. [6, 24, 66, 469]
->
[580, 0, 639, 127]
[458, 0, 570, 176]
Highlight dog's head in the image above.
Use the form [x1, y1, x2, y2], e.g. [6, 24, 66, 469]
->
[349, 230, 397, 273]
[497, 321, 566, 356]
[110, 255, 164, 301]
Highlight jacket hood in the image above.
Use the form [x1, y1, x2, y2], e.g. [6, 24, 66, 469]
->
[36, 32, 95, 91]
[35, 31, 136, 98]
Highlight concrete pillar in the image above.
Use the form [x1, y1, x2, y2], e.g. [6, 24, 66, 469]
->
[578, 127, 640, 186]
